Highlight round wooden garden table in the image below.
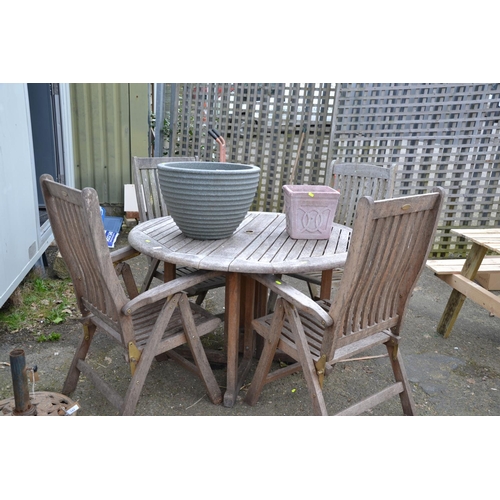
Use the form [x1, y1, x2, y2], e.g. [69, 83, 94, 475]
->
[128, 211, 351, 407]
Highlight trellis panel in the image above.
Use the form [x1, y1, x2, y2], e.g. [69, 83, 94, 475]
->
[163, 83, 335, 212]
[160, 83, 500, 258]
[330, 83, 500, 257]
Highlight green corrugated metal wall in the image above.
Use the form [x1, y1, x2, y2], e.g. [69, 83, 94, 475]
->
[70, 83, 150, 205]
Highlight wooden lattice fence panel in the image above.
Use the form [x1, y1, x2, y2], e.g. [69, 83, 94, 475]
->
[330, 83, 500, 257]
[162, 83, 335, 212]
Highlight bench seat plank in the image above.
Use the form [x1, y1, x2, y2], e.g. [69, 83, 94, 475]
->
[427, 255, 500, 275]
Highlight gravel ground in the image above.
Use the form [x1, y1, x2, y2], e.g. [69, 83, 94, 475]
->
[1, 226, 500, 418]
[2, 224, 498, 499]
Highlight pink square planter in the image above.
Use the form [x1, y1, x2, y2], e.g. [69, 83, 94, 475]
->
[283, 185, 340, 239]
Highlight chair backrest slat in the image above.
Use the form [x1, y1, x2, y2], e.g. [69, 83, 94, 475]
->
[330, 162, 397, 227]
[41, 175, 128, 332]
[322, 188, 445, 360]
[132, 156, 197, 222]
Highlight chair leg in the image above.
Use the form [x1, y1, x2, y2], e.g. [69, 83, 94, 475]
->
[121, 294, 181, 415]
[62, 320, 96, 395]
[244, 299, 286, 406]
[306, 281, 318, 300]
[141, 258, 160, 292]
[267, 290, 278, 314]
[195, 291, 208, 305]
[266, 274, 281, 313]
[283, 302, 328, 416]
[178, 294, 222, 404]
[386, 343, 416, 416]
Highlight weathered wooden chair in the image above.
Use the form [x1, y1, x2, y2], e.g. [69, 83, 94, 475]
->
[132, 156, 226, 302]
[245, 188, 444, 416]
[286, 161, 397, 300]
[40, 174, 223, 415]
[329, 161, 397, 226]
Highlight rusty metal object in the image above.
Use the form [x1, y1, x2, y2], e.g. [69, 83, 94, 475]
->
[0, 392, 79, 416]
[1, 349, 79, 416]
[9, 349, 36, 416]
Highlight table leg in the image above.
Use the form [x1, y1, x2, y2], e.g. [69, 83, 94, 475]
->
[141, 258, 161, 292]
[320, 269, 333, 300]
[223, 274, 265, 407]
[223, 272, 241, 407]
[240, 275, 256, 376]
[163, 263, 176, 282]
[254, 279, 269, 357]
[437, 242, 488, 338]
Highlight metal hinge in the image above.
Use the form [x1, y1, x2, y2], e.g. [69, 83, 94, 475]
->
[384, 330, 401, 360]
[128, 341, 141, 376]
[315, 354, 327, 388]
[50, 83, 60, 95]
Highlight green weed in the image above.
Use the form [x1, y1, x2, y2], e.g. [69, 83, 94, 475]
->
[0, 274, 77, 333]
[33, 278, 48, 293]
[37, 332, 61, 342]
[0, 310, 27, 331]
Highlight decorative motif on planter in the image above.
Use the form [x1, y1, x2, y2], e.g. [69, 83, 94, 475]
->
[283, 185, 340, 239]
[298, 207, 334, 234]
[158, 161, 261, 240]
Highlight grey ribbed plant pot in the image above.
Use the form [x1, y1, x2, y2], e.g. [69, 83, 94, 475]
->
[158, 161, 261, 240]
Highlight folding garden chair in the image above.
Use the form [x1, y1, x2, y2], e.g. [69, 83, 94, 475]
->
[245, 188, 444, 415]
[40, 174, 223, 415]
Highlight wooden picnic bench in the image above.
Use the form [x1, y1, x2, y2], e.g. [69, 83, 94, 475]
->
[426, 228, 500, 338]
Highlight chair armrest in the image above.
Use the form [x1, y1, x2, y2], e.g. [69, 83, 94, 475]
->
[250, 274, 333, 327]
[122, 269, 225, 315]
[111, 245, 141, 264]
